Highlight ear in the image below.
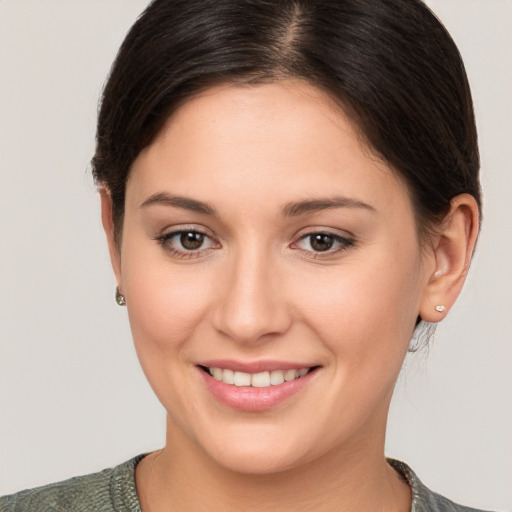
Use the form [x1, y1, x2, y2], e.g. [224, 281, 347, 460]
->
[100, 187, 123, 291]
[419, 194, 480, 323]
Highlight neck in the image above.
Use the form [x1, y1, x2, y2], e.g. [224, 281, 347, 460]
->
[136, 417, 411, 512]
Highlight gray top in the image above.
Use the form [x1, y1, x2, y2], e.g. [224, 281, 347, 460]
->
[0, 456, 493, 512]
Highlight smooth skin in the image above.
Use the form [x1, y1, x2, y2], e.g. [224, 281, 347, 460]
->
[101, 81, 479, 512]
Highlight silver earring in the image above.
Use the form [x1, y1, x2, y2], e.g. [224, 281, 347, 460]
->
[435, 305, 446, 312]
[115, 287, 126, 306]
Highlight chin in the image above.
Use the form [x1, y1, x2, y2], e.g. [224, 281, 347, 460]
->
[209, 444, 307, 475]
[190, 422, 318, 475]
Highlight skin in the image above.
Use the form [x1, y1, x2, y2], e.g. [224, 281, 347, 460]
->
[101, 81, 479, 511]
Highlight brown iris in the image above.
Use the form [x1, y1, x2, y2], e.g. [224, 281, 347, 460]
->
[310, 234, 334, 252]
[180, 232, 205, 250]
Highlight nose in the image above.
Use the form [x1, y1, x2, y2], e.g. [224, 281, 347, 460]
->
[212, 246, 292, 345]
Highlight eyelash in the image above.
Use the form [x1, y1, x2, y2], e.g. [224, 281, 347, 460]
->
[155, 229, 355, 260]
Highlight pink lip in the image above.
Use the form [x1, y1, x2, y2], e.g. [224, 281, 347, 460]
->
[197, 364, 319, 412]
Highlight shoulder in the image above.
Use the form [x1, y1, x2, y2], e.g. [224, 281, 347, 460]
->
[0, 455, 144, 512]
[388, 459, 496, 512]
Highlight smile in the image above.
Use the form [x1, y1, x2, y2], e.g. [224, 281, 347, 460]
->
[198, 363, 320, 412]
[207, 367, 311, 387]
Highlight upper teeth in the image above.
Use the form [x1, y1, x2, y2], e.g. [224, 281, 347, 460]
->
[208, 367, 309, 387]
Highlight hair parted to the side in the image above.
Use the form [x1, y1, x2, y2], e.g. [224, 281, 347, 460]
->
[92, 0, 480, 249]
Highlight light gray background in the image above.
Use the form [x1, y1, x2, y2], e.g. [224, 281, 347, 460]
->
[0, 1, 510, 510]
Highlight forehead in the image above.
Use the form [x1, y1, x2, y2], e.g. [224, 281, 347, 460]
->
[127, 80, 411, 219]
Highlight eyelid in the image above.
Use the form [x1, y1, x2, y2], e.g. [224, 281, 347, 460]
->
[292, 223, 356, 239]
[159, 223, 206, 235]
[155, 223, 220, 242]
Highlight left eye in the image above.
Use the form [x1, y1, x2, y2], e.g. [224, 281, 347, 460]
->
[295, 233, 353, 253]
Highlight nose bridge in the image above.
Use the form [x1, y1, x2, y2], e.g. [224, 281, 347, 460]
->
[213, 241, 290, 343]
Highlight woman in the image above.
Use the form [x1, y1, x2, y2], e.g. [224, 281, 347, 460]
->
[0, 0, 503, 510]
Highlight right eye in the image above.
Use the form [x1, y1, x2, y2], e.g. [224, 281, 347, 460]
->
[156, 229, 219, 259]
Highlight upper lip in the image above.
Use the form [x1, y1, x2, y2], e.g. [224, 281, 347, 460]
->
[198, 359, 319, 373]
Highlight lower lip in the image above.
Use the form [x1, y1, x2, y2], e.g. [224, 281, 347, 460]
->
[198, 368, 317, 412]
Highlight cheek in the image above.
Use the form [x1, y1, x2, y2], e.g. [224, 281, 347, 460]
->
[294, 248, 422, 367]
[120, 240, 214, 362]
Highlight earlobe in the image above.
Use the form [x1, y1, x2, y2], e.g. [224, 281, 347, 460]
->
[99, 187, 123, 291]
[419, 194, 480, 323]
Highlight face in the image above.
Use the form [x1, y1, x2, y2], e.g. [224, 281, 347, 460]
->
[111, 81, 435, 474]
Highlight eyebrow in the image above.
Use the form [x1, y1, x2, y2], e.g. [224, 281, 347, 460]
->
[282, 196, 376, 217]
[140, 192, 217, 216]
[140, 192, 376, 217]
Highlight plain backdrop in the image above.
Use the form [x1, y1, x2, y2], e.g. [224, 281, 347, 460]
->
[0, 1, 511, 510]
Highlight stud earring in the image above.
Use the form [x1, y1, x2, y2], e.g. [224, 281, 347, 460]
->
[115, 287, 126, 306]
[435, 305, 446, 312]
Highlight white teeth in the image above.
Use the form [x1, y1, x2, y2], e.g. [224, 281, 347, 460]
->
[251, 371, 270, 388]
[284, 369, 298, 381]
[222, 368, 235, 385]
[233, 371, 251, 387]
[211, 367, 223, 380]
[269, 370, 285, 385]
[207, 367, 310, 387]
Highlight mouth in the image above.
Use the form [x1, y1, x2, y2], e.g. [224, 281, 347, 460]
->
[199, 365, 315, 387]
[197, 363, 320, 412]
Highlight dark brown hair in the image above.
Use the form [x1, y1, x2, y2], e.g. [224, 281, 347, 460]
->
[92, 0, 480, 245]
